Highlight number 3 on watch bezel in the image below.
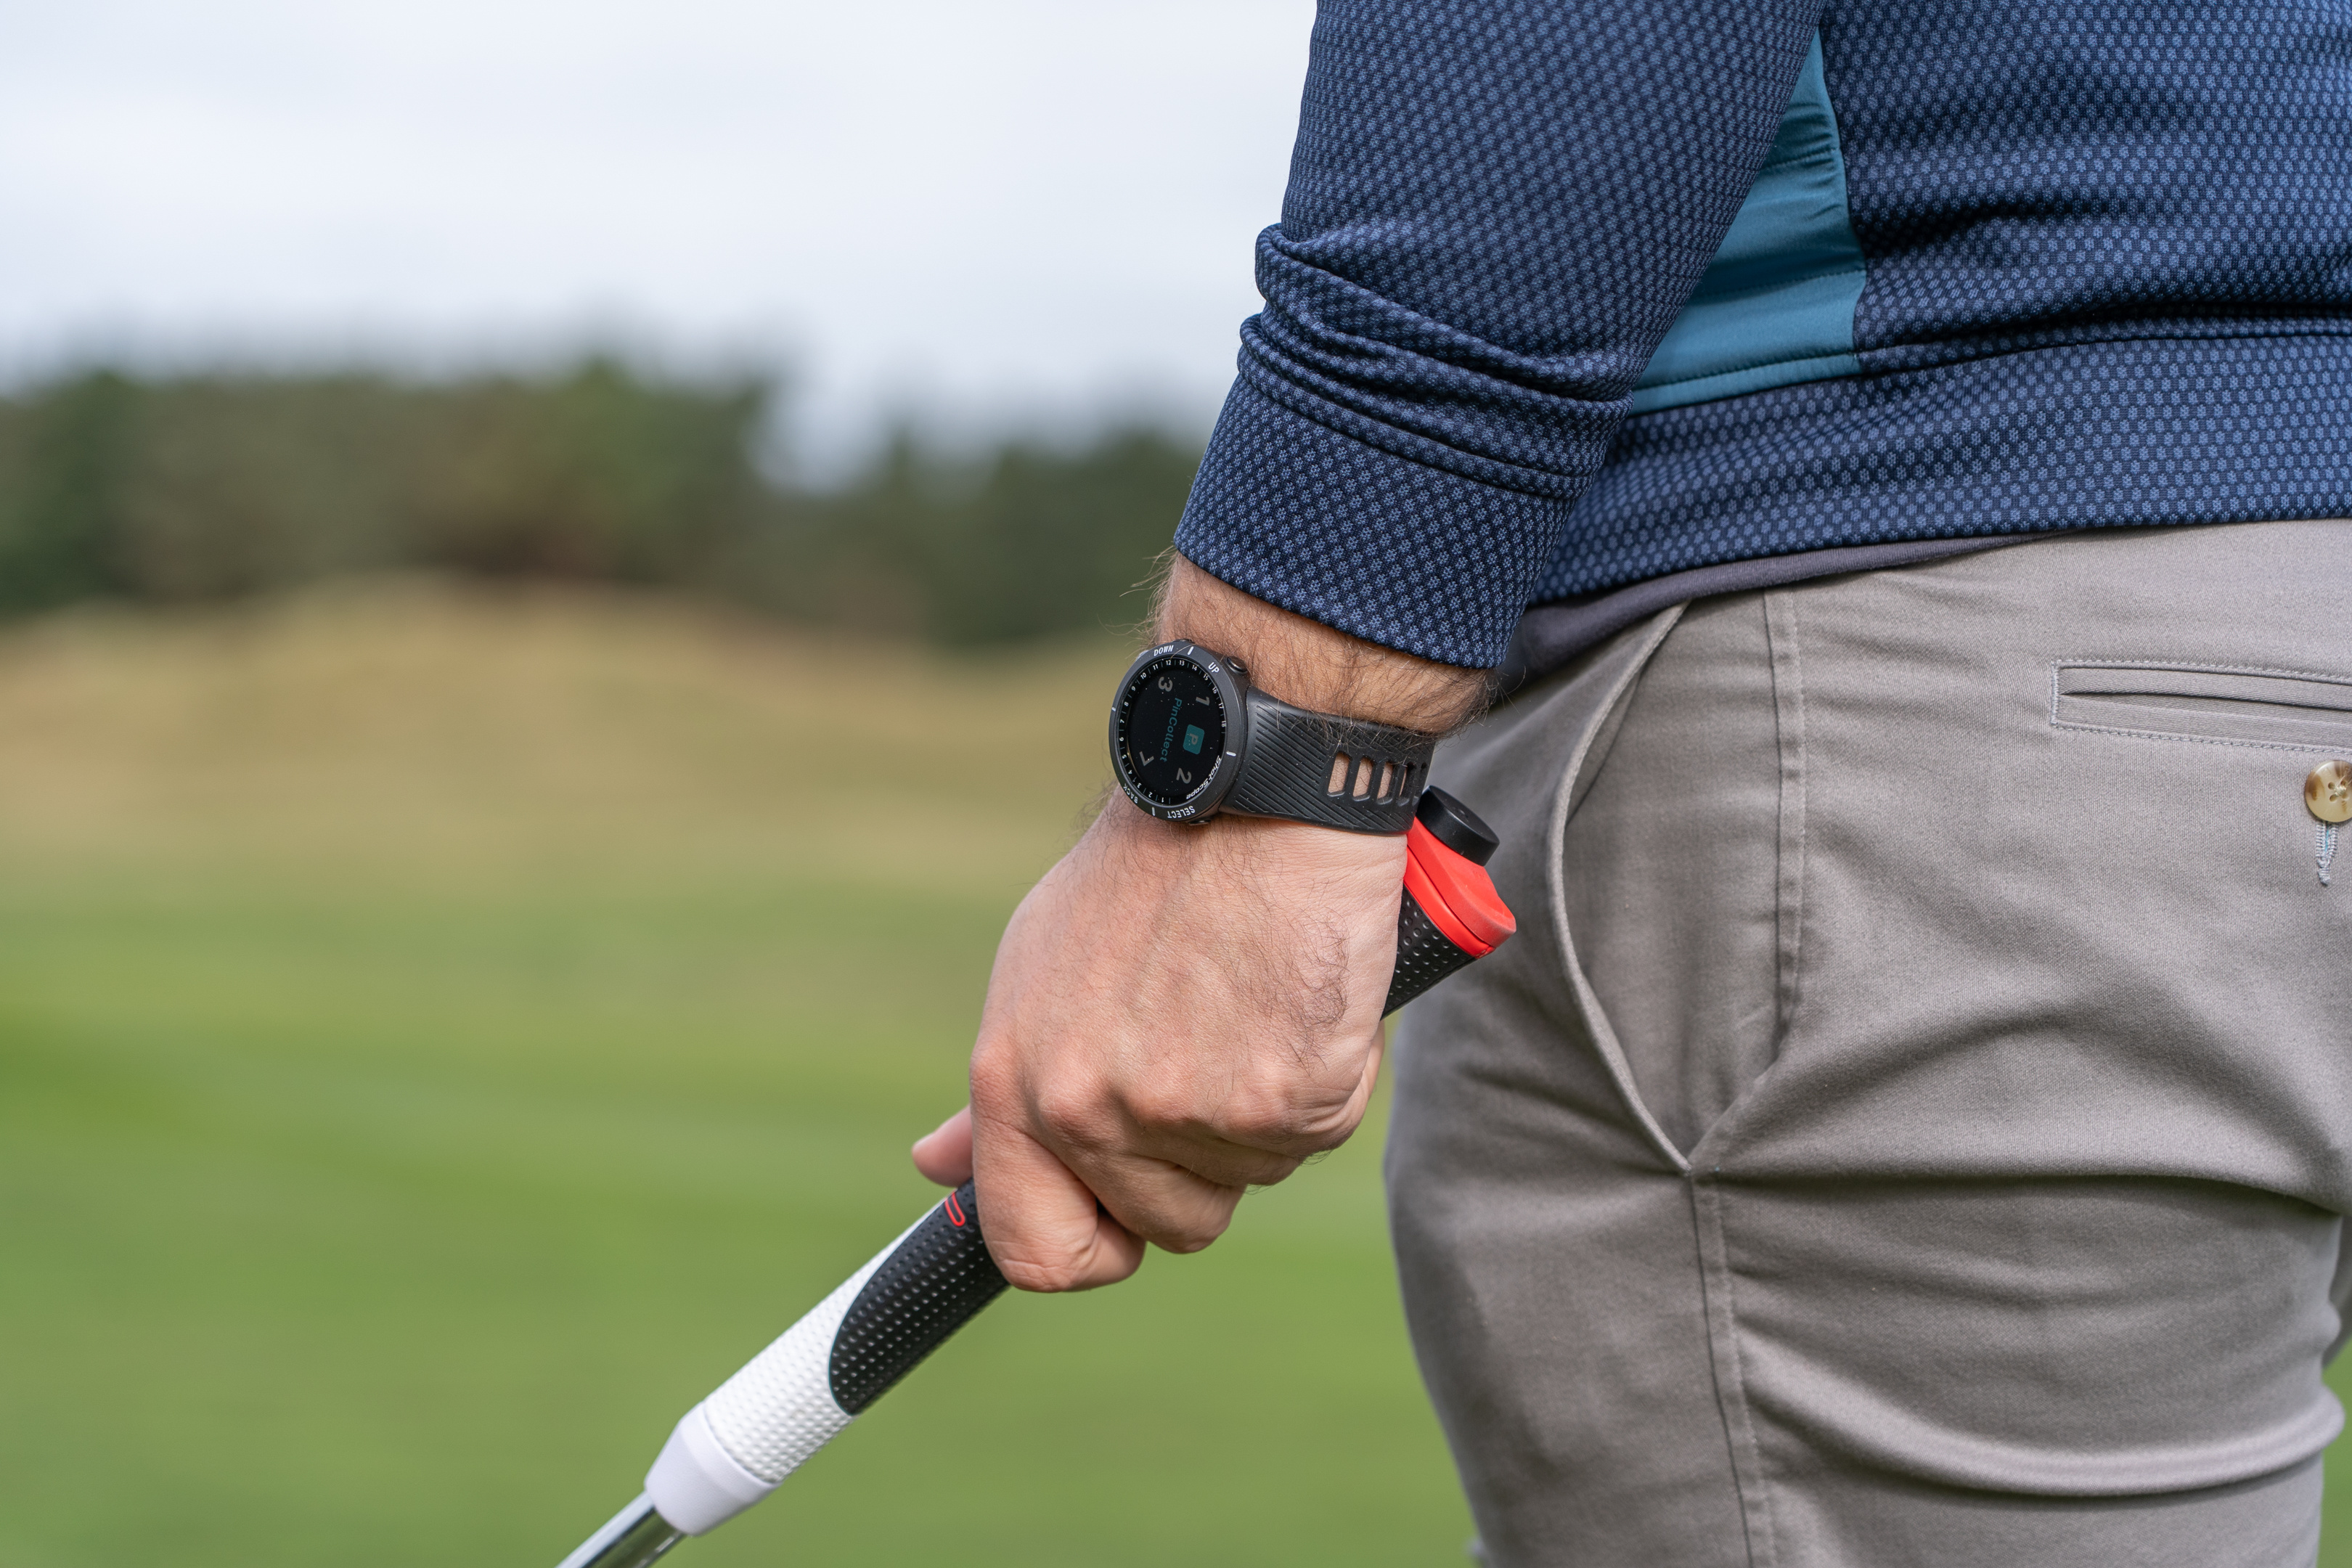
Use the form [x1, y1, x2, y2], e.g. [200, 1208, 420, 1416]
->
[1107, 639, 1248, 823]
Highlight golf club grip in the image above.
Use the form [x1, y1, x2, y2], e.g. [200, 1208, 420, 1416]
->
[617, 805, 1516, 1548]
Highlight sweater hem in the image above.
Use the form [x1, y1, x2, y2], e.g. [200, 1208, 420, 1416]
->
[1536, 332, 2352, 600]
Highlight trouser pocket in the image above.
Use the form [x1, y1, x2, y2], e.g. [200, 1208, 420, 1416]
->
[2052, 661, 2352, 751]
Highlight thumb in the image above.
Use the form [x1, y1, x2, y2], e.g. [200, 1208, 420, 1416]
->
[911, 1104, 975, 1187]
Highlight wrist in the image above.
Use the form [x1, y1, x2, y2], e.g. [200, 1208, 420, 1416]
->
[1156, 557, 1487, 735]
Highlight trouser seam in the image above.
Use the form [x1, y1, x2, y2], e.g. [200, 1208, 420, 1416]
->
[1693, 1176, 1779, 1568]
[1765, 589, 1808, 1046]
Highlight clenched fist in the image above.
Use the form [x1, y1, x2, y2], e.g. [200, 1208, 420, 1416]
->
[911, 557, 1487, 1292]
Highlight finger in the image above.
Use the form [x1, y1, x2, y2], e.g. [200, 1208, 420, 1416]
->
[910, 1104, 974, 1187]
[1107, 1042, 1381, 1189]
[1116, 1128, 1303, 1192]
[971, 1112, 1146, 1293]
[1144, 1024, 1389, 1193]
[1051, 1144, 1249, 1254]
[1337, 1025, 1387, 1136]
[1016, 1066, 1261, 1248]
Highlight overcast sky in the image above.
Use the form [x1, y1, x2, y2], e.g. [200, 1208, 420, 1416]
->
[0, 0, 1317, 461]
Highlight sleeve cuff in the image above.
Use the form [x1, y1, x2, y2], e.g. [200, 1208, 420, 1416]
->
[1173, 380, 1572, 669]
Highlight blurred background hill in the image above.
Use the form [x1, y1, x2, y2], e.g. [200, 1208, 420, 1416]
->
[0, 362, 1201, 643]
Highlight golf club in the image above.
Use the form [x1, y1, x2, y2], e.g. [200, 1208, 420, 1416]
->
[552, 785, 1515, 1568]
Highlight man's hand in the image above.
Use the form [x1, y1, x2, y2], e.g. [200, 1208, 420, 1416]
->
[912, 558, 1486, 1293]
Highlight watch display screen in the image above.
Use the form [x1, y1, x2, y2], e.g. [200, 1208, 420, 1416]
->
[1117, 654, 1228, 807]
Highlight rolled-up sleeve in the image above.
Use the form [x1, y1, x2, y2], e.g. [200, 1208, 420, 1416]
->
[1173, 0, 1824, 668]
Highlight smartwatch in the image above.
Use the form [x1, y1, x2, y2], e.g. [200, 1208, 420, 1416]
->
[1108, 639, 1440, 833]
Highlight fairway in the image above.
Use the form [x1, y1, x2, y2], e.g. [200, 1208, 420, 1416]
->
[0, 583, 1466, 1567]
[0, 581, 2345, 1565]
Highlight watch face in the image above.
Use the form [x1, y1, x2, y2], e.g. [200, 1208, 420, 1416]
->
[1115, 653, 1229, 809]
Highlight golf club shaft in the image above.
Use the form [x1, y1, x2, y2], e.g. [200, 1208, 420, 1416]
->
[555, 1497, 680, 1568]
[553, 793, 1515, 1566]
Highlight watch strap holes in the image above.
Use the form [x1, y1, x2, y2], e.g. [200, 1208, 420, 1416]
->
[1326, 754, 1414, 803]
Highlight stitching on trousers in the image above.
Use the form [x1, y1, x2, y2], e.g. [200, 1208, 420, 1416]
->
[1543, 605, 1692, 1176]
[2046, 658, 2352, 754]
[1693, 1180, 1781, 1568]
[2322, 824, 2337, 888]
[2050, 720, 2352, 756]
[2051, 656, 2352, 687]
[1767, 592, 1808, 1045]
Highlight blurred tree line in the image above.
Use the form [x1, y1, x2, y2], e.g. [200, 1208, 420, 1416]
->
[0, 361, 1201, 643]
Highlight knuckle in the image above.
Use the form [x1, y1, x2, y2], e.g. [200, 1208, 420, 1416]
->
[1031, 1076, 1113, 1149]
[1221, 1070, 1345, 1152]
[1122, 1081, 1199, 1137]
[966, 1043, 1018, 1111]
[1220, 1091, 1304, 1148]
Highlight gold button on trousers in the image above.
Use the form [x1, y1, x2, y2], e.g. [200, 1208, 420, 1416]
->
[2308, 759, 2352, 823]
[1392, 519, 2352, 1568]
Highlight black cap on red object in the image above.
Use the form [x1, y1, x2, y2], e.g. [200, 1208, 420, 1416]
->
[1414, 786, 1500, 866]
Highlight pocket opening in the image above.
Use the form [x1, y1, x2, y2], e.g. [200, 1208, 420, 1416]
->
[2051, 661, 2352, 751]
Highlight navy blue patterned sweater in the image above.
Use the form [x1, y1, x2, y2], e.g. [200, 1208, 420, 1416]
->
[1172, 0, 2352, 669]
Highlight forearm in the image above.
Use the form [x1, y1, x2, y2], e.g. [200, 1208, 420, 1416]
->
[1156, 555, 1491, 734]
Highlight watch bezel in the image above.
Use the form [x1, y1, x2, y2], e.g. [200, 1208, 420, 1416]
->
[1107, 640, 1249, 822]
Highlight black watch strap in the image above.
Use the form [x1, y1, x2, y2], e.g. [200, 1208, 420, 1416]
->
[1222, 689, 1440, 834]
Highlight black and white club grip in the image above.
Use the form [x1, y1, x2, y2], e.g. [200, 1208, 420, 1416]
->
[824, 1184, 1006, 1413]
[635, 1183, 1005, 1536]
[631, 910, 1478, 1541]
[581, 822, 1511, 1559]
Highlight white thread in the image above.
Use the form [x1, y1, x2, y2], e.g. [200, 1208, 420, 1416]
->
[2320, 823, 2337, 889]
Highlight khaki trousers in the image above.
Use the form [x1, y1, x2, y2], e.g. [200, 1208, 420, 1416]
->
[1389, 520, 2352, 1567]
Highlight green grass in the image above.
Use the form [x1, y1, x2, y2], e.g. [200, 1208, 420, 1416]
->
[0, 583, 1471, 1567]
[0, 580, 2346, 1566]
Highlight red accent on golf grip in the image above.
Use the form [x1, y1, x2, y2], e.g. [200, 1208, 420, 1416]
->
[1388, 817, 1516, 1010]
